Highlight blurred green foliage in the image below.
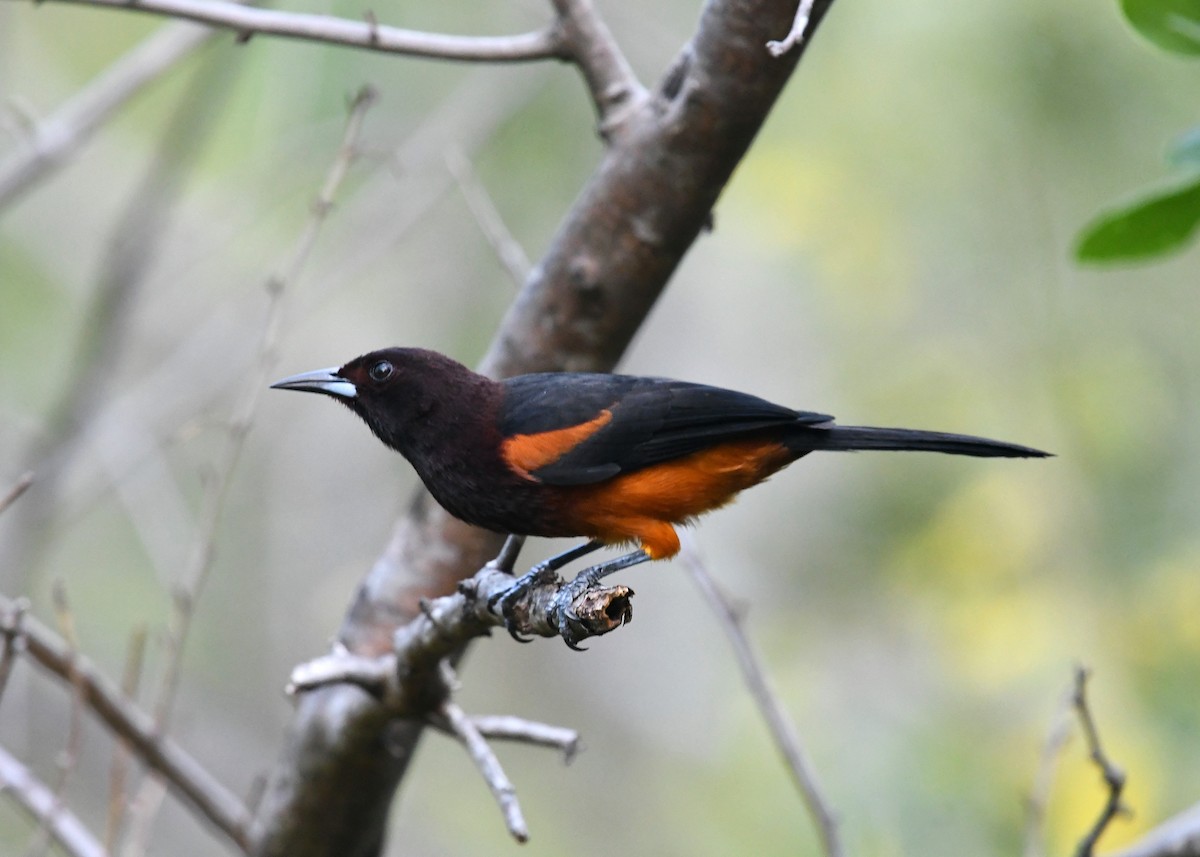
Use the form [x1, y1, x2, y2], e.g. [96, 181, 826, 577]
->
[1076, 0, 1200, 262]
[1, 0, 1199, 855]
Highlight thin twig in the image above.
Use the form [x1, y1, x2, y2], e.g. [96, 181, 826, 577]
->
[30, 0, 567, 63]
[1023, 677, 1077, 857]
[0, 598, 29, 704]
[1073, 666, 1128, 857]
[0, 472, 34, 515]
[766, 0, 815, 56]
[680, 543, 843, 857]
[122, 82, 379, 851]
[445, 146, 530, 287]
[0, 594, 253, 851]
[0, 746, 105, 857]
[0, 20, 226, 209]
[550, 0, 647, 135]
[25, 582, 88, 857]
[153, 83, 378, 730]
[467, 715, 580, 762]
[440, 699, 529, 842]
[105, 625, 148, 852]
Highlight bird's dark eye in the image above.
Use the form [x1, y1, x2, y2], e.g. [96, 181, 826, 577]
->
[368, 360, 394, 382]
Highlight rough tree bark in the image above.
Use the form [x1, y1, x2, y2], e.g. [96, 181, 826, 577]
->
[251, 1, 836, 855]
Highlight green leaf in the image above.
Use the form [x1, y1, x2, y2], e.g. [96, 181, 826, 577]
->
[1169, 125, 1200, 167]
[1076, 178, 1200, 262]
[1121, 0, 1200, 55]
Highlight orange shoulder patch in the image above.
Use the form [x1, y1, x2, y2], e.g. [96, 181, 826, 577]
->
[501, 409, 613, 479]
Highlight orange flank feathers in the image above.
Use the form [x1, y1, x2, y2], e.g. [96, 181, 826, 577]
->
[555, 437, 794, 559]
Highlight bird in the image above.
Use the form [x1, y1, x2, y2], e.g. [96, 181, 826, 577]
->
[272, 347, 1049, 635]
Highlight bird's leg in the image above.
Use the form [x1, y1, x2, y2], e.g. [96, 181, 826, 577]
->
[565, 549, 651, 592]
[554, 549, 651, 650]
[484, 534, 527, 574]
[490, 539, 606, 640]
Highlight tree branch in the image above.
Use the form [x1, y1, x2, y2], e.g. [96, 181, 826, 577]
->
[26, 0, 567, 63]
[440, 699, 528, 842]
[0, 472, 34, 515]
[681, 544, 842, 857]
[550, 0, 647, 135]
[0, 595, 254, 852]
[289, 564, 634, 702]
[0, 20, 226, 210]
[1073, 666, 1127, 857]
[0, 745, 105, 857]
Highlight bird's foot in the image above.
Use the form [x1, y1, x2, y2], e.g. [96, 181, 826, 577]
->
[552, 568, 635, 650]
[489, 562, 558, 642]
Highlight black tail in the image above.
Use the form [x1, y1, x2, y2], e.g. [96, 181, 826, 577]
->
[793, 425, 1051, 459]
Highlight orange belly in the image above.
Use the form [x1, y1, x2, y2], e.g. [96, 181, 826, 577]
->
[551, 438, 795, 559]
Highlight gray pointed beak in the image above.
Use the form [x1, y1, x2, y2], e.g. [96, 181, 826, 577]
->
[270, 367, 358, 400]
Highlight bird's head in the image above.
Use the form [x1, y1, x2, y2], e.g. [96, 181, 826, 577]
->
[271, 347, 485, 454]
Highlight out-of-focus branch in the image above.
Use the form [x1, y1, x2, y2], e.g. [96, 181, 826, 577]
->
[680, 544, 842, 857]
[0, 38, 240, 593]
[26, 581, 89, 856]
[767, 0, 815, 56]
[445, 146, 530, 288]
[0, 595, 254, 852]
[1107, 803, 1200, 857]
[105, 626, 148, 851]
[0, 745, 105, 857]
[0, 472, 34, 515]
[255, 1, 837, 854]
[25, 0, 567, 63]
[1023, 678, 1076, 857]
[120, 82, 377, 853]
[0, 20, 227, 210]
[1073, 666, 1127, 857]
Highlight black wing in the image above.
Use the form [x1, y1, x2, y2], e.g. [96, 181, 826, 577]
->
[499, 373, 828, 485]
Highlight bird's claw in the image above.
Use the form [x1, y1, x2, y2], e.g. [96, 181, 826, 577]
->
[489, 564, 557, 641]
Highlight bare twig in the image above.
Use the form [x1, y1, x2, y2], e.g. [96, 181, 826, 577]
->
[29, 0, 566, 63]
[0, 472, 34, 515]
[445, 146, 530, 287]
[466, 715, 580, 761]
[0, 597, 29, 704]
[1073, 666, 1128, 857]
[1, 38, 241, 594]
[121, 82, 379, 852]
[0, 746, 105, 857]
[441, 699, 528, 842]
[153, 82, 377, 730]
[25, 582, 88, 857]
[105, 625, 148, 852]
[1023, 678, 1077, 857]
[681, 543, 843, 857]
[0, 594, 253, 851]
[0, 21, 226, 209]
[767, 0, 816, 56]
[550, 0, 647, 134]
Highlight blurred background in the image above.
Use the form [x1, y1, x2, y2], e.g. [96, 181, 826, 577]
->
[2, 0, 1198, 854]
